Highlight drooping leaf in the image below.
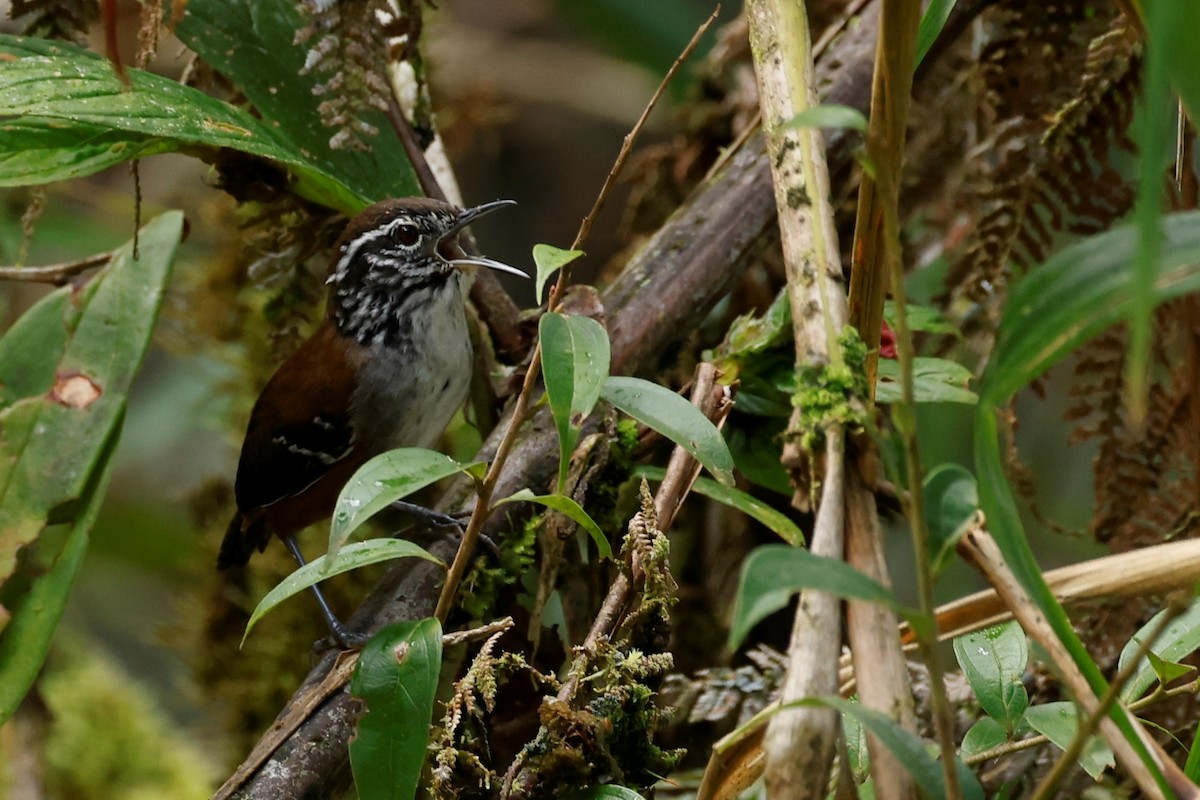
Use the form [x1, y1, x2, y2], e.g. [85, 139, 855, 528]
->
[923, 464, 978, 575]
[532, 244, 585, 304]
[498, 489, 611, 559]
[635, 465, 804, 546]
[730, 545, 907, 649]
[875, 357, 976, 405]
[1117, 599, 1200, 703]
[882, 300, 961, 337]
[329, 448, 484, 562]
[914, 0, 959, 69]
[540, 313, 611, 491]
[243, 539, 443, 643]
[0, 35, 366, 213]
[1023, 702, 1115, 779]
[601, 376, 735, 486]
[350, 618, 443, 800]
[953, 622, 1029, 729]
[782, 104, 868, 133]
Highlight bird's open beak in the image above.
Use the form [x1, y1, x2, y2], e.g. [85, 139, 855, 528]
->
[441, 199, 529, 279]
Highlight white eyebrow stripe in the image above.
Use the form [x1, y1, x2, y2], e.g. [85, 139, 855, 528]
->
[328, 216, 417, 284]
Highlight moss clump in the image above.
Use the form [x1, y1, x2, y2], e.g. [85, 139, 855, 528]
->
[790, 326, 869, 452]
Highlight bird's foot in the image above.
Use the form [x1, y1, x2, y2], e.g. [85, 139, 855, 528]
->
[388, 499, 470, 530]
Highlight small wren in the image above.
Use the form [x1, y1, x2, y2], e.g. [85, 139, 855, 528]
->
[221, 197, 524, 644]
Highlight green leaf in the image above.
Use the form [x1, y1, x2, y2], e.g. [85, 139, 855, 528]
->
[532, 244, 585, 304]
[0, 35, 366, 213]
[843, 706, 871, 782]
[876, 357, 977, 405]
[725, 423, 792, 496]
[567, 787, 647, 800]
[953, 622, 1029, 729]
[914, 0, 959, 70]
[635, 465, 804, 546]
[0, 434, 116, 724]
[540, 313, 611, 491]
[960, 717, 1008, 760]
[0, 212, 182, 586]
[350, 618, 443, 800]
[923, 464, 978, 576]
[498, 489, 611, 559]
[980, 212, 1200, 405]
[601, 376, 735, 486]
[176, 0, 419, 206]
[1117, 599, 1200, 703]
[729, 544, 907, 649]
[329, 449, 483, 562]
[243, 539, 443, 643]
[882, 300, 961, 337]
[789, 696, 984, 800]
[1023, 702, 1114, 779]
[782, 104, 868, 133]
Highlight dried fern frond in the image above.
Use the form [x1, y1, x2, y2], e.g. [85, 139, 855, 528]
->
[946, 5, 1140, 314]
[11, 0, 97, 43]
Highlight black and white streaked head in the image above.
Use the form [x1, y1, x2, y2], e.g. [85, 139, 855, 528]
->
[326, 197, 524, 346]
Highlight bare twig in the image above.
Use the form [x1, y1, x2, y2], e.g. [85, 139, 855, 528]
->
[0, 252, 112, 285]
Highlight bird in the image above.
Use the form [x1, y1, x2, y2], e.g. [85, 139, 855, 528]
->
[220, 196, 525, 646]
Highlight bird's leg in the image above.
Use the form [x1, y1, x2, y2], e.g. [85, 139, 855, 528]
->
[388, 499, 469, 529]
[284, 535, 370, 650]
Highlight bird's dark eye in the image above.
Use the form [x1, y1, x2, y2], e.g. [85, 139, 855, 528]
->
[391, 223, 420, 247]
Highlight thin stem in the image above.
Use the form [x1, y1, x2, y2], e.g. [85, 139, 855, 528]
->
[0, 252, 113, 284]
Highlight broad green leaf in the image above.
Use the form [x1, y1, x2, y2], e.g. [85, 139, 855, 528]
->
[243, 539, 443, 643]
[876, 357, 976, 405]
[533, 244, 585, 303]
[782, 104, 868, 133]
[350, 619, 443, 800]
[0, 36, 366, 213]
[498, 489, 611, 559]
[729, 544, 907, 649]
[0, 435, 115, 723]
[953, 622, 1029, 729]
[567, 787, 647, 800]
[0, 212, 182, 586]
[601, 376, 735, 486]
[540, 313, 611, 491]
[635, 465, 804, 546]
[960, 717, 1007, 760]
[789, 696, 984, 800]
[1023, 702, 1114, 779]
[1117, 599, 1200, 703]
[176, 0, 419, 206]
[914, 0, 959, 69]
[725, 423, 792, 496]
[980, 212, 1200, 405]
[923, 464, 978, 575]
[329, 449, 484, 562]
[883, 300, 961, 337]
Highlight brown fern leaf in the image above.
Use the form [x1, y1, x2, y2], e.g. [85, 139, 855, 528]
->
[11, 0, 97, 43]
[946, 5, 1140, 311]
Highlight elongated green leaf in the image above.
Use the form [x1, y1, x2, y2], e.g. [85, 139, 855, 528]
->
[882, 300, 961, 337]
[1023, 702, 1114, 779]
[783, 104, 868, 132]
[1118, 599, 1200, 703]
[635, 465, 804, 546]
[730, 544, 907, 649]
[243, 539, 443, 642]
[914, 0, 958, 69]
[176, 0, 418, 205]
[980, 212, 1200, 404]
[0, 212, 182, 586]
[788, 696, 984, 800]
[0, 36, 366, 213]
[0, 433, 116, 723]
[533, 244, 585, 304]
[876, 357, 976, 405]
[540, 313, 611, 492]
[498, 489, 611, 559]
[568, 787, 647, 800]
[350, 618, 443, 800]
[601, 376, 735, 486]
[923, 464, 978, 575]
[329, 448, 483, 562]
[953, 622, 1028, 730]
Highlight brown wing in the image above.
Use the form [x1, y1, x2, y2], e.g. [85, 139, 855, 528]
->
[233, 325, 360, 514]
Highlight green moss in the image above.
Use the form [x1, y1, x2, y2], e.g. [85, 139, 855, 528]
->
[790, 326, 869, 452]
[458, 513, 538, 622]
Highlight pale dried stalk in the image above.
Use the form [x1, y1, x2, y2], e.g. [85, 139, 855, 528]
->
[745, 0, 851, 796]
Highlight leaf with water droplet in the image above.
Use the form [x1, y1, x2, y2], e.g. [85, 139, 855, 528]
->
[539, 312, 610, 493]
[328, 448, 484, 562]
[953, 621, 1028, 729]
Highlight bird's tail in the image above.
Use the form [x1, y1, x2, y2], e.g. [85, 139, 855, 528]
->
[217, 512, 271, 570]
